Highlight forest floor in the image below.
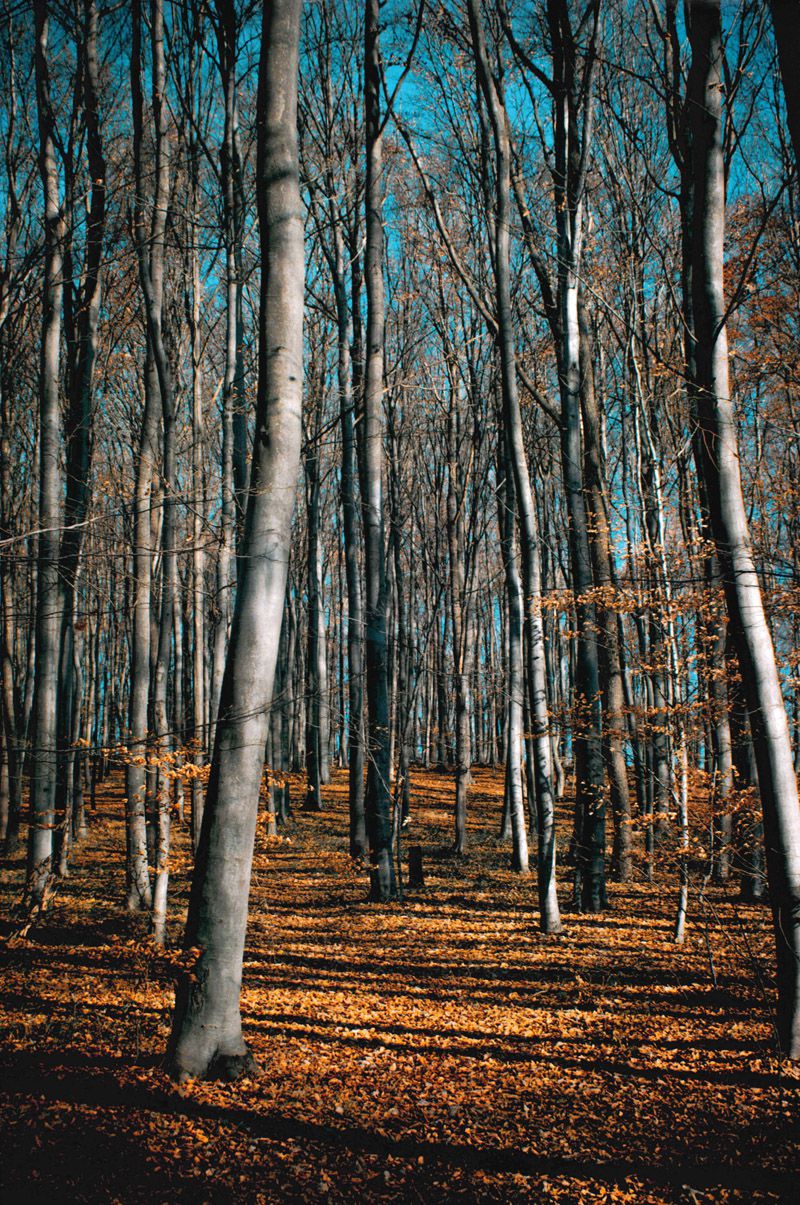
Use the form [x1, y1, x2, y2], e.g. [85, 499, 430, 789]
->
[1, 767, 799, 1204]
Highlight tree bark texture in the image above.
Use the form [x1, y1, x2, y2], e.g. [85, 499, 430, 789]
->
[167, 0, 304, 1081]
[687, 0, 800, 1060]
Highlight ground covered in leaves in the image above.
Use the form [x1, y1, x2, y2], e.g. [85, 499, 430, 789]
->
[1, 766, 799, 1203]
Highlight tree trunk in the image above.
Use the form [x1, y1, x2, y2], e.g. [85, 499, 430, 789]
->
[499, 458, 529, 874]
[578, 294, 632, 882]
[361, 0, 395, 901]
[304, 429, 324, 812]
[469, 0, 561, 930]
[687, 0, 800, 1060]
[167, 0, 304, 1081]
[331, 225, 366, 857]
[27, 0, 65, 907]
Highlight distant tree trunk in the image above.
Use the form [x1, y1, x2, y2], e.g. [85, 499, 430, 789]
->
[167, 0, 304, 1082]
[56, 0, 105, 877]
[126, 0, 177, 912]
[304, 418, 324, 812]
[209, 0, 247, 768]
[361, 0, 395, 901]
[151, 390, 175, 945]
[389, 426, 411, 827]
[214, 0, 248, 558]
[547, 0, 605, 914]
[728, 639, 765, 903]
[498, 456, 529, 874]
[331, 224, 366, 857]
[131, 0, 176, 944]
[578, 295, 631, 882]
[446, 365, 471, 856]
[687, 0, 800, 1060]
[0, 380, 22, 854]
[469, 0, 560, 930]
[189, 187, 206, 848]
[27, 0, 65, 907]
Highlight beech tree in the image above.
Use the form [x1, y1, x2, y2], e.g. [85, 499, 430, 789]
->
[684, 0, 800, 1060]
[167, 0, 304, 1081]
[26, 0, 64, 906]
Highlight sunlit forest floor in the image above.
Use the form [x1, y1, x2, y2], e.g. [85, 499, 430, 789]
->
[1, 766, 799, 1203]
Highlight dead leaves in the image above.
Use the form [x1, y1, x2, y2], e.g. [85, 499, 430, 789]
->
[0, 766, 798, 1202]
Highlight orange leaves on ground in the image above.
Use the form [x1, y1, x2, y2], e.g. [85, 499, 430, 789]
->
[0, 766, 798, 1202]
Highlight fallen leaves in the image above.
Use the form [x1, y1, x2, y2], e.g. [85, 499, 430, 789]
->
[0, 767, 798, 1202]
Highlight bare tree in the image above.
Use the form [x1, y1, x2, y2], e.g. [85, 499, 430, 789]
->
[686, 0, 800, 1060]
[167, 0, 305, 1082]
[26, 0, 65, 907]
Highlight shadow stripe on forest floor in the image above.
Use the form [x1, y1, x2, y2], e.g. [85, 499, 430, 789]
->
[0, 1060, 795, 1197]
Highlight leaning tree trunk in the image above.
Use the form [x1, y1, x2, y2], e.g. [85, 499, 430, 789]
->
[27, 0, 65, 907]
[687, 0, 800, 1060]
[167, 0, 304, 1082]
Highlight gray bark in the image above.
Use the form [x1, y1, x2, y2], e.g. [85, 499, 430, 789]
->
[331, 224, 366, 856]
[469, 0, 561, 930]
[56, 0, 105, 876]
[27, 0, 65, 906]
[499, 457, 529, 874]
[167, 0, 304, 1081]
[687, 0, 800, 1060]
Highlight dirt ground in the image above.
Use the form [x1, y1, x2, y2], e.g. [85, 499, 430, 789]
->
[1, 766, 798, 1202]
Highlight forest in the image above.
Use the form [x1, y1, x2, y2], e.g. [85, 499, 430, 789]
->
[1, 0, 800, 1200]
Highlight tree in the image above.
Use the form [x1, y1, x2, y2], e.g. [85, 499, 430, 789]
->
[167, 0, 304, 1082]
[26, 0, 65, 908]
[361, 0, 395, 900]
[686, 0, 800, 1060]
[468, 0, 561, 929]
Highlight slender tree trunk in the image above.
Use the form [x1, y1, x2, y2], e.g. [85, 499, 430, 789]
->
[331, 226, 366, 856]
[132, 0, 176, 941]
[190, 203, 206, 847]
[469, 0, 560, 930]
[499, 458, 529, 874]
[361, 0, 395, 901]
[446, 369, 471, 856]
[167, 0, 304, 1081]
[27, 0, 65, 907]
[55, 0, 105, 878]
[127, 0, 176, 912]
[304, 428, 324, 812]
[579, 295, 632, 882]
